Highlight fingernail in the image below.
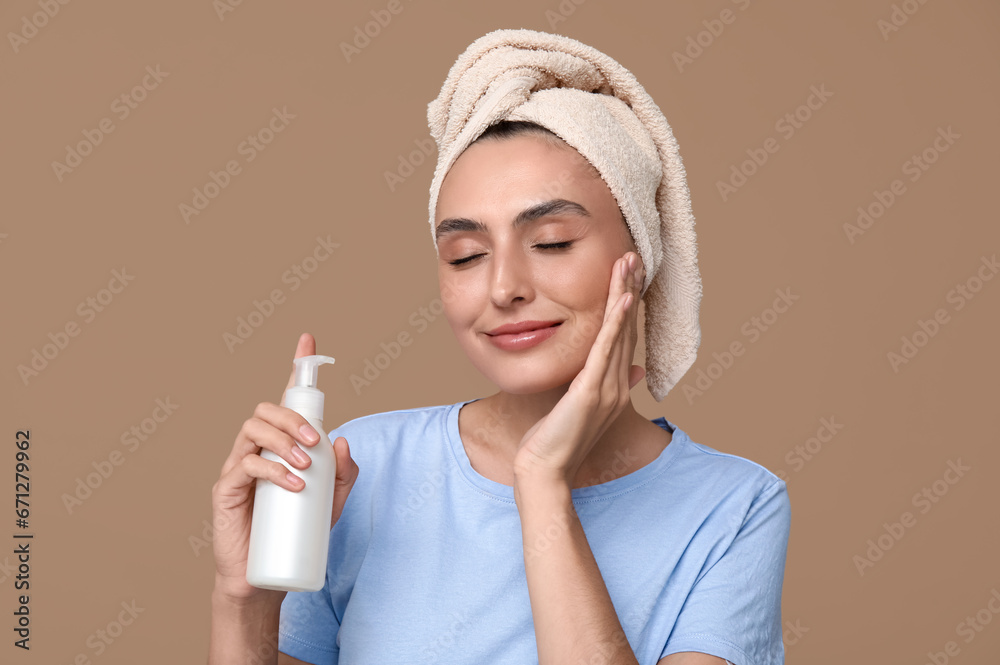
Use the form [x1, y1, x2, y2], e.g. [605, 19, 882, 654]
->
[628, 253, 637, 271]
[291, 446, 309, 465]
[299, 424, 319, 443]
[620, 259, 628, 279]
[286, 472, 303, 487]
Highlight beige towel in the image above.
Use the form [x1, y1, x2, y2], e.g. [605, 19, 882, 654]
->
[426, 28, 702, 402]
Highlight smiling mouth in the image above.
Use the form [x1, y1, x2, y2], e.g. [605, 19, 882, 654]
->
[483, 322, 562, 351]
[485, 321, 563, 336]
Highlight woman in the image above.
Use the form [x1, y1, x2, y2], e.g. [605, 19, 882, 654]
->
[209, 30, 790, 665]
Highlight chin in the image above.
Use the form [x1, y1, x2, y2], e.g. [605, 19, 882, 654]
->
[495, 376, 571, 395]
[473, 352, 585, 395]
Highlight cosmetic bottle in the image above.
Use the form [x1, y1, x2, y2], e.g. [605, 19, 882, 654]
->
[246, 355, 337, 592]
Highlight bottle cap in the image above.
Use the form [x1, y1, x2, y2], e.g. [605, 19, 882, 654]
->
[286, 355, 336, 422]
[293, 355, 336, 388]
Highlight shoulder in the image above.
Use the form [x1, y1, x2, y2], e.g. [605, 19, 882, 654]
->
[326, 401, 459, 465]
[330, 401, 456, 437]
[661, 420, 790, 517]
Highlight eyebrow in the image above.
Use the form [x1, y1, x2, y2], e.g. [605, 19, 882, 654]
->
[435, 199, 591, 242]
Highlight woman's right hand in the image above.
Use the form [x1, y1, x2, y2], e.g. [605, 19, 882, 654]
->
[210, 332, 360, 603]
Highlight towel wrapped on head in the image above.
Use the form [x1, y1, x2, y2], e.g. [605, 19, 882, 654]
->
[426, 28, 702, 402]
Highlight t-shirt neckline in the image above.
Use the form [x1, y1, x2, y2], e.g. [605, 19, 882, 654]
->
[445, 398, 685, 503]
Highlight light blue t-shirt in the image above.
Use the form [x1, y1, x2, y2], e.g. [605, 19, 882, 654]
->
[278, 399, 791, 665]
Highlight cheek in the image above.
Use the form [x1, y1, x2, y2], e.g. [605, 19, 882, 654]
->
[542, 263, 615, 357]
[439, 274, 479, 330]
[546, 258, 614, 311]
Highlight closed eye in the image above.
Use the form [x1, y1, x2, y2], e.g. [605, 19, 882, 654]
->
[447, 241, 574, 267]
[448, 253, 485, 266]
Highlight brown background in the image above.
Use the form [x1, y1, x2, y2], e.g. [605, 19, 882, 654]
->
[2, 0, 998, 663]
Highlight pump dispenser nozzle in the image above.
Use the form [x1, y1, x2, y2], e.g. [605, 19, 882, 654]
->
[293, 355, 336, 389]
[284, 355, 335, 423]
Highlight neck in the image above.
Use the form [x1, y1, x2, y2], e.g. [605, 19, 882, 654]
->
[470, 385, 660, 487]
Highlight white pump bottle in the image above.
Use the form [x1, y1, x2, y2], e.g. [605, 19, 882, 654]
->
[246, 355, 337, 592]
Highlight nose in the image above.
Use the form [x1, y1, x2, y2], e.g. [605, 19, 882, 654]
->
[489, 242, 534, 307]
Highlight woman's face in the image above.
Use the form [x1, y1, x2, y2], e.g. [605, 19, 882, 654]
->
[435, 133, 639, 395]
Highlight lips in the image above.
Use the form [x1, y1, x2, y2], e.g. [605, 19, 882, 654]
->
[485, 320, 562, 336]
[483, 320, 562, 352]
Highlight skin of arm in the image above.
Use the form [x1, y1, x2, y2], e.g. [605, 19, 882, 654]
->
[208, 578, 284, 665]
[513, 472, 638, 665]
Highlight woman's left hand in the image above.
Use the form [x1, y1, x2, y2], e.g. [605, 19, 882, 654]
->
[512, 250, 646, 486]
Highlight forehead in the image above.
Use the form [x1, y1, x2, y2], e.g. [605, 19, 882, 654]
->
[436, 134, 605, 215]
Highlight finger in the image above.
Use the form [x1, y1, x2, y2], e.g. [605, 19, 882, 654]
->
[609, 251, 648, 400]
[604, 254, 630, 321]
[222, 402, 321, 477]
[217, 449, 305, 499]
[579, 251, 638, 399]
[586, 289, 633, 395]
[254, 400, 323, 450]
[628, 310, 646, 390]
[282, 332, 317, 404]
[606, 291, 632, 394]
[581, 256, 631, 390]
[330, 436, 360, 528]
[611, 252, 642, 387]
[622, 254, 644, 387]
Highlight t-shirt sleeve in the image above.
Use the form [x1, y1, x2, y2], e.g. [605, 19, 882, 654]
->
[660, 478, 791, 665]
[277, 551, 341, 664]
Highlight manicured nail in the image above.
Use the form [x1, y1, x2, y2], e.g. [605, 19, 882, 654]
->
[299, 424, 319, 443]
[290, 446, 309, 465]
[286, 472, 303, 487]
